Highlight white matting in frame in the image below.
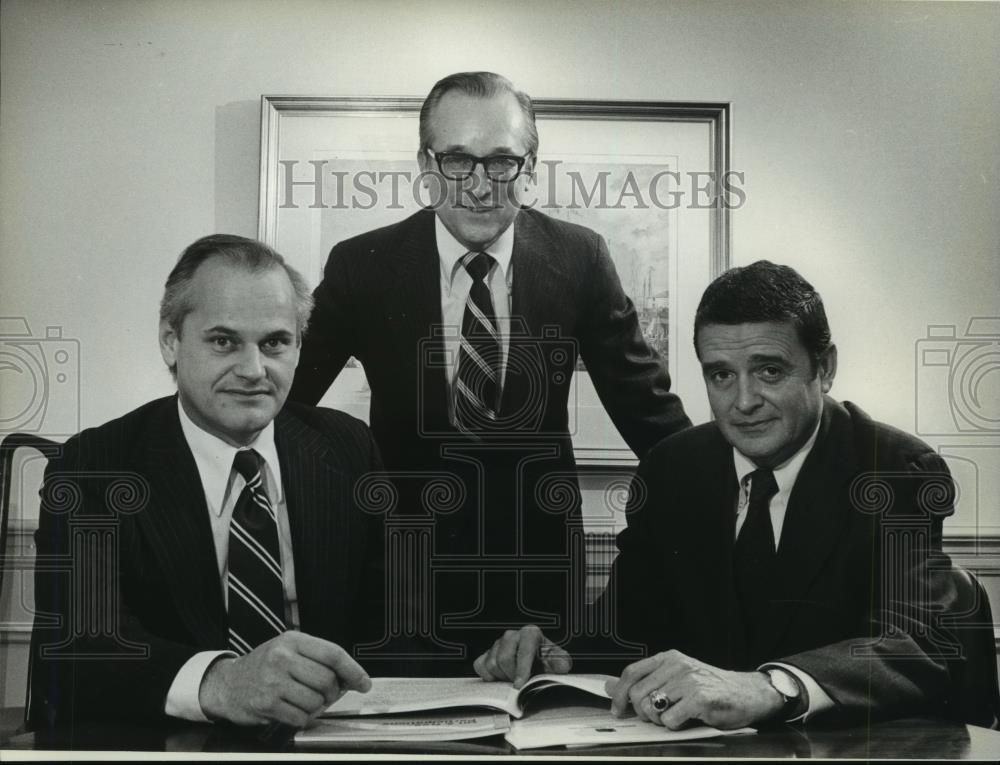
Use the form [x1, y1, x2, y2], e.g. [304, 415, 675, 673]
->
[259, 97, 732, 464]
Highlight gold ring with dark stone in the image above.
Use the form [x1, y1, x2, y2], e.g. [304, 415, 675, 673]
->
[650, 690, 671, 712]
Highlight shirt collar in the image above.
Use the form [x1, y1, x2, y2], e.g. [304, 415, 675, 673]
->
[435, 215, 515, 285]
[176, 398, 283, 515]
[732, 413, 823, 496]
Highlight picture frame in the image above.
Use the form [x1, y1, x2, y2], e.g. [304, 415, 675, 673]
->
[258, 96, 732, 464]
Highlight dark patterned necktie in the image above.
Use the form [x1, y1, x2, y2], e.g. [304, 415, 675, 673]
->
[454, 251, 501, 433]
[736, 469, 779, 557]
[734, 468, 779, 651]
[227, 449, 285, 654]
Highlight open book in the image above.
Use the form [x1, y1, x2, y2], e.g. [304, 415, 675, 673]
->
[295, 675, 753, 749]
[321, 673, 613, 719]
[295, 710, 512, 745]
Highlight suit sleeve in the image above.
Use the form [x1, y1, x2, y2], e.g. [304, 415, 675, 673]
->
[30, 442, 203, 728]
[351, 425, 389, 648]
[577, 235, 691, 457]
[289, 243, 359, 406]
[342, 421, 433, 675]
[778, 452, 958, 722]
[575, 444, 675, 673]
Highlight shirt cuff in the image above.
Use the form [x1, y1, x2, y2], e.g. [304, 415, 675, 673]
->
[759, 662, 835, 722]
[165, 650, 235, 722]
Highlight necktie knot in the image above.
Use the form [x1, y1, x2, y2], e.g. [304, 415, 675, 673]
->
[747, 468, 778, 506]
[462, 251, 493, 283]
[233, 449, 262, 483]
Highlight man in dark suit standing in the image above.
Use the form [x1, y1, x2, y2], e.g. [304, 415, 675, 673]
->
[289, 72, 690, 670]
[30, 235, 382, 729]
[476, 261, 958, 727]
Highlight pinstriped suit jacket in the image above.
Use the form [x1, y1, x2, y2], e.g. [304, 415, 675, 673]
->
[29, 396, 387, 727]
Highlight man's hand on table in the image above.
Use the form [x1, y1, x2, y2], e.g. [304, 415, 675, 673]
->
[198, 631, 371, 727]
[473, 625, 572, 688]
[607, 649, 783, 730]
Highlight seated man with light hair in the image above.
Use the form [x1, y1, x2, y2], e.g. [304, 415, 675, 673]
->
[30, 235, 387, 729]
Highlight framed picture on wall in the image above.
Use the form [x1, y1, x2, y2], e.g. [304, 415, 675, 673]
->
[258, 96, 733, 464]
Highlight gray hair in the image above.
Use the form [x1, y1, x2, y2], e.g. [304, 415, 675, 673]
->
[419, 71, 539, 156]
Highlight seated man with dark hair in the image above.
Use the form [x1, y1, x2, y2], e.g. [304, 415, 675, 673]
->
[30, 235, 384, 729]
[475, 260, 959, 729]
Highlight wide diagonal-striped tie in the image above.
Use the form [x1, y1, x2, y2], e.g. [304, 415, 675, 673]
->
[227, 449, 285, 655]
[454, 251, 501, 433]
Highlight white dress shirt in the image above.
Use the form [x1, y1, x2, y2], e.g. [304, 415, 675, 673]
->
[435, 216, 514, 423]
[732, 419, 820, 545]
[731, 416, 835, 721]
[164, 399, 299, 721]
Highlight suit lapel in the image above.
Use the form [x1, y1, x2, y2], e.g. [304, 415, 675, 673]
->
[508, 212, 549, 336]
[136, 398, 226, 647]
[760, 400, 857, 657]
[501, 212, 570, 418]
[392, 210, 451, 431]
[392, 209, 443, 333]
[681, 438, 747, 664]
[275, 411, 353, 641]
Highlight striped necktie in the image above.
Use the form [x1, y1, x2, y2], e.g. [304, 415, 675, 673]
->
[454, 251, 501, 433]
[227, 449, 285, 654]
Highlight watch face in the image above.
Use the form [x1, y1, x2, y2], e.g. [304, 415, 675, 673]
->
[769, 670, 800, 699]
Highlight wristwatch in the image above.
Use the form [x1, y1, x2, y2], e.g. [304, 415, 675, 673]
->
[763, 668, 805, 720]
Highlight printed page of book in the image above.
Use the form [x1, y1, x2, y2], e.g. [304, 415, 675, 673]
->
[324, 677, 520, 717]
[518, 673, 616, 704]
[296, 710, 511, 745]
[505, 701, 755, 750]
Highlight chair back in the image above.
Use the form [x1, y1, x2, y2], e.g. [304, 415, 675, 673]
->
[0, 433, 61, 729]
[944, 566, 1000, 729]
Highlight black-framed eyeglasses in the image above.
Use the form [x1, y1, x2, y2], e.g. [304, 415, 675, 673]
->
[426, 149, 532, 182]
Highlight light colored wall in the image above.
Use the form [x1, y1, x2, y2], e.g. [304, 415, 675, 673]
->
[2, 0, 998, 706]
[2, 0, 997, 435]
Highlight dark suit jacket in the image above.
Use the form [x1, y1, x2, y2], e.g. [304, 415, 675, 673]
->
[289, 208, 690, 667]
[29, 396, 388, 728]
[592, 398, 958, 722]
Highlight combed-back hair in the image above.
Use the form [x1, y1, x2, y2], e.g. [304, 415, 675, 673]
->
[419, 71, 539, 156]
[159, 234, 314, 339]
[694, 260, 832, 373]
